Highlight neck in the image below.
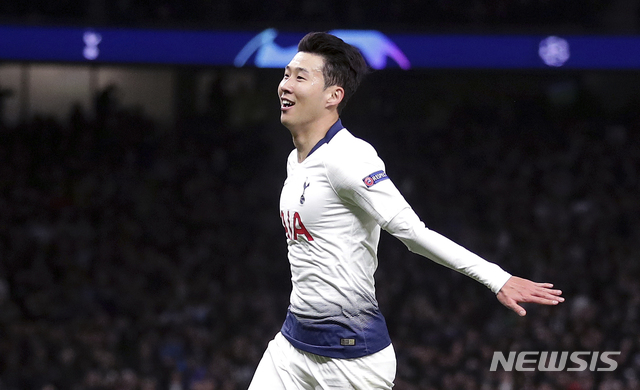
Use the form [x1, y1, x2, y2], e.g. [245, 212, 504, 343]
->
[289, 114, 339, 162]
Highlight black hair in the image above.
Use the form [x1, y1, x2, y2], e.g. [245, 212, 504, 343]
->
[297, 32, 368, 113]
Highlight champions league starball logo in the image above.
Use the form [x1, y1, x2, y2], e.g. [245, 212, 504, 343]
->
[539, 36, 570, 67]
[234, 29, 411, 70]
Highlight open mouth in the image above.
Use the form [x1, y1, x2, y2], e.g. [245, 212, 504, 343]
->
[281, 99, 295, 109]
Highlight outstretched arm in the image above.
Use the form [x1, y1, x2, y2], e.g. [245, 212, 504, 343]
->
[384, 209, 565, 313]
[497, 276, 564, 316]
[325, 154, 565, 314]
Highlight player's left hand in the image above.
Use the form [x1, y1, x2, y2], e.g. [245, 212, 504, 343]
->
[496, 276, 564, 316]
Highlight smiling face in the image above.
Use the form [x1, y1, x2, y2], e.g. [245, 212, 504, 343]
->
[278, 52, 340, 131]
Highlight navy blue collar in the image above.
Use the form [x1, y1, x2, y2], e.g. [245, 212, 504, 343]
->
[307, 119, 343, 157]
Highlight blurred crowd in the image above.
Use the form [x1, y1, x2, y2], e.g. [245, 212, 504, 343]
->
[0, 0, 635, 33]
[1, 69, 640, 390]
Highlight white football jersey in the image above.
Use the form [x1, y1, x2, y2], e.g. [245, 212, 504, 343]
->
[279, 120, 511, 359]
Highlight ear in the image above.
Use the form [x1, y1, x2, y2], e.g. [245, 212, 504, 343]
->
[325, 86, 344, 110]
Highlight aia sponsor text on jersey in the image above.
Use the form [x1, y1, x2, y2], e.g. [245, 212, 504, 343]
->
[280, 210, 314, 241]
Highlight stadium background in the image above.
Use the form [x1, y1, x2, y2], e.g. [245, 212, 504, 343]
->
[1, 1, 640, 389]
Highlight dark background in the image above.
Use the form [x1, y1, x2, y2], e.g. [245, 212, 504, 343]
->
[1, 1, 640, 389]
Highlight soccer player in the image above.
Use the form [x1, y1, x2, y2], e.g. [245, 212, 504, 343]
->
[248, 32, 564, 389]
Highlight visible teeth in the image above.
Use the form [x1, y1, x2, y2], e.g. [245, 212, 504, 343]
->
[282, 100, 294, 107]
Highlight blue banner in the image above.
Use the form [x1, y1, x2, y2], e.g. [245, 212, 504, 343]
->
[2, 25, 640, 69]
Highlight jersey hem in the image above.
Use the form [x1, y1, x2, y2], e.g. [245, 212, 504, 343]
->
[280, 309, 392, 359]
